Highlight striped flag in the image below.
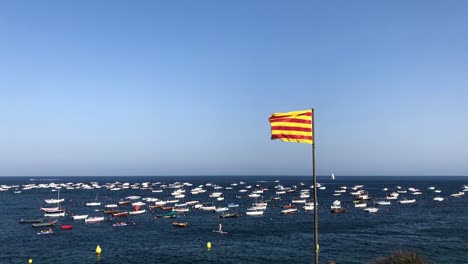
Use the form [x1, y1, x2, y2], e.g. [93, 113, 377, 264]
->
[268, 109, 313, 144]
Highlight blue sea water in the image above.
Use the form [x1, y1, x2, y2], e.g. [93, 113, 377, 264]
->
[0, 176, 467, 264]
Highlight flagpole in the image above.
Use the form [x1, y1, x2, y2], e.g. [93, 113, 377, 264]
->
[312, 108, 319, 264]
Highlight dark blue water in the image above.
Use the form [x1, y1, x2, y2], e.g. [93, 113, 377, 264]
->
[0, 176, 467, 264]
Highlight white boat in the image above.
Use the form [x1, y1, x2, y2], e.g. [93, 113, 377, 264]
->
[86, 193, 101, 206]
[186, 200, 200, 206]
[399, 199, 416, 204]
[433, 197, 444, 202]
[209, 192, 222, 198]
[363, 207, 379, 213]
[354, 203, 367, 208]
[44, 189, 64, 204]
[86, 202, 101, 207]
[85, 216, 105, 223]
[330, 200, 341, 209]
[246, 210, 263, 216]
[44, 210, 65, 217]
[281, 208, 298, 214]
[292, 199, 306, 204]
[132, 201, 146, 207]
[129, 209, 146, 215]
[172, 207, 189, 213]
[248, 193, 261, 198]
[200, 206, 216, 211]
[126, 196, 141, 200]
[72, 214, 88, 220]
[375, 200, 391, 206]
[41, 206, 59, 212]
[247, 206, 267, 211]
[450, 192, 464, 197]
[434, 190, 442, 193]
[303, 205, 314, 211]
[105, 204, 118, 208]
[44, 198, 65, 204]
[215, 207, 229, 213]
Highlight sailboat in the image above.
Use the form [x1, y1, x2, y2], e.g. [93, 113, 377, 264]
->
[331, 173, 335, 180]
[86, 192, 101, 206]
[246, 196, 264, 216]
[44, 189, 65, 217]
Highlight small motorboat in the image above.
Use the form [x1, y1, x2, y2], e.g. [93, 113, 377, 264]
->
[281, 208, 298, 214]
[218, 212, 240, 218]
[282, 204, 295, 209]
[72, 214, 88, 220]
[37, 229, 54, 235]
[172, 221, 189, 227]
[113, 222, 128, 227]
[85, 216, 105, 223]
[363, 207, 379, 213]
[399, 199, 416, 204]
[245, 210, 263, 216]
[118, 200, 131, 205]
[155, 212, 176, 219]
[129, 209, 146, 215]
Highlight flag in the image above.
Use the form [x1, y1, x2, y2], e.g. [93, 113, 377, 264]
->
[269, 109, 313, 144]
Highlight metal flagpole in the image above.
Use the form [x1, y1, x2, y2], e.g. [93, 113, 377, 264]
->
[312, 108, 319, 264]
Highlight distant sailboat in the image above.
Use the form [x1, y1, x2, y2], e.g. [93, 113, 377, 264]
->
[331, 173, 335, 180]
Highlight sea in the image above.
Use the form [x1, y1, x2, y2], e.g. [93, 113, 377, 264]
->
[0, 176, 467, 264]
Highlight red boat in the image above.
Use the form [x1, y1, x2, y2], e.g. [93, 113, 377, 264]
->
[61, 225, 73, 230]
[331, 208, 348, 213]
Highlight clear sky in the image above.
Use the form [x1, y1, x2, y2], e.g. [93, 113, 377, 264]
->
[1, 1, 467, 176]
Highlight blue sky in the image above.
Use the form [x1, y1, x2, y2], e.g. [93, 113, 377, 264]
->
[0, 1, 467, 176]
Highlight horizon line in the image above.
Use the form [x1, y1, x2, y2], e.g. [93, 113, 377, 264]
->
[1, 175, 467, 177]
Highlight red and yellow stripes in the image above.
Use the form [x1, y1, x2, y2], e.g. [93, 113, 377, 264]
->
[269, 109, 313, 144]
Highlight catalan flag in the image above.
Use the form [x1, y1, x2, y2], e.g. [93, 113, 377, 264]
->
[269, 109, 313, 144]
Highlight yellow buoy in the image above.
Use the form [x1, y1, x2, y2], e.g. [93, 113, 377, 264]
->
[96, 245, 102, 255]
[28, 259, 32, 264]
[206, 242, 212, 249]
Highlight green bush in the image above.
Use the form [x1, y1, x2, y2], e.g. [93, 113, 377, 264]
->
[368, 250, 433, 264]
